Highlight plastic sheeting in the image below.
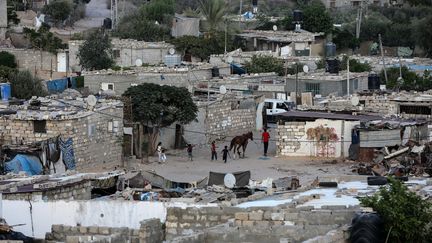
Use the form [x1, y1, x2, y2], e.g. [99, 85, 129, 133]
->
[5, 154, 43, 176]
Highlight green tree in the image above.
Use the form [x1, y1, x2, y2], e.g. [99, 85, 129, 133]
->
[340, 57, 372, 72]
[123, 83, 197, 155]
[332, 28, 359, 51]
[115, 14, 171, 41]
[114, 0, 174, 41]
[300, 1, 333, 34]
[359, 13, 390, 42]
[198, 0, 226, 33]
[244, 55, 284, 76]
[0, 51, 17, 68]
[23, 25, 66, 54]
[9, 70, 47, 99]
[169, 32, 234, 61]
[415, 15, 432, 57]
[43, 0, 72, 25]
[360, 177, 432, 243]
[381, 66, 421, 90]
[78, 29, 113, 71]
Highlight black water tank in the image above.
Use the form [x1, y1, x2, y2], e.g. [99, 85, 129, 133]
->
[325, 42, 336, 58]
[252, 0, 258, 6]
[325, 58, 339, 74]
[103, 18, 112, 29]
[368, 73, 381, 90]
[293, 10, 303, 22]
[211, 66, 220, 78]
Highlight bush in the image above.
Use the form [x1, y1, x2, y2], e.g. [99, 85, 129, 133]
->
[78, 29, 114, 70]
[9, 70, 47, 99]
[244, 55, 284, 76]
[0, 51, 17, 68]
[360, 177, 432, 243]
[43, 0, 72, 24]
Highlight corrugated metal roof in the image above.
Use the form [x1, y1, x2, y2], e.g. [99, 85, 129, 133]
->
[277, 110, 382, 121]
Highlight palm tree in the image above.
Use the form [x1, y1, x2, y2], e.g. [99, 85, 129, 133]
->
[198, 0, 226, 33]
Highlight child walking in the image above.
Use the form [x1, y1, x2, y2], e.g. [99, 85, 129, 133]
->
[211, 141, 217, 161]
[221, 145, 231, 163]
[187, 144, 194, 161]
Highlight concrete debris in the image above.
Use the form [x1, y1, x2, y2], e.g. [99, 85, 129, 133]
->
[352, 141, 432, 177]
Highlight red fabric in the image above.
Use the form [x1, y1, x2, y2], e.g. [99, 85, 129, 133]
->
[262, 132, 270, 142]
[211, 143, 216, 152]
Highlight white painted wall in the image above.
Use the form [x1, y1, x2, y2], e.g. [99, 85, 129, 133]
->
[3, 200, 167, 238]
[3, 199, 217, 239]
[286, 119, 358, 158]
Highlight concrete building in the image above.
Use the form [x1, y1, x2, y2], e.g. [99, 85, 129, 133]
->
[171, 14, 200, 37]
[82, 64, 231, 95]
[0, 96, 124, 171]
[285, 71, 369, 97]
[236, 30, 324, 56]
[275, 111, 380, 158]
[0, 0, 6, 40]
[68, 38, 175, 71]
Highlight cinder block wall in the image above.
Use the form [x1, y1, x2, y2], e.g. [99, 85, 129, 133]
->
[0, 106, 123, 171]
[3, 181, 92, 201]
[46, 218, 163, 243]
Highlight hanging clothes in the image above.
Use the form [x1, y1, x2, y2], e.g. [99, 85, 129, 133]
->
[59, 137, 76, 170]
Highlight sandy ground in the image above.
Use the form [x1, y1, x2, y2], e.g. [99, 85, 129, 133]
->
[127, 129, 367, 186]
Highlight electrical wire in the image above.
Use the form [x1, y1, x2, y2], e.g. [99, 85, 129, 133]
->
[52, 98, 427, 145]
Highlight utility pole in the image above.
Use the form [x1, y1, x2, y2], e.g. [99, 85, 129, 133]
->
[379, 34, 388, 84]
[295, 62, 299, 105]
[347, 55, 350, 96]
[239, 0, 243, 28]
[356, 0, 363, 39]
[224, 18, 227, 54]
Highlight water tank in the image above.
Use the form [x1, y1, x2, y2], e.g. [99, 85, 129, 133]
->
[252, 0, 258, 6]
[103, 18, 112, 29]
[325, 58, 339, 74]
[325, 42, 336, 58]
[164, 54, 181, 67]
[293, 10, 303, 23]
[368, 73, 381, 90]
[211, 66, 220, 78]
[0, 83, 11, 101]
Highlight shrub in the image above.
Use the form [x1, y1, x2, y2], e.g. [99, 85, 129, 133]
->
[360, 177, 432, 243]
[0, 51, 17, 68]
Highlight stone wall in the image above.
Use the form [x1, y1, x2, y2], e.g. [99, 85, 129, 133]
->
[0, 106, 123, 171]
[205, 98, 256, 143]
[362, 95, 398, 115]
[0, 48, 57, 73]
[276, 122, 305, 155]
[165, 206, 242, 240]
[2, 181, 91, 201]
[46, 218, 163, 243]
[167, 203, 359, 243]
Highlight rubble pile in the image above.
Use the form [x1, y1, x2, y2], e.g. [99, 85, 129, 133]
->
[352, 141, 432, 177]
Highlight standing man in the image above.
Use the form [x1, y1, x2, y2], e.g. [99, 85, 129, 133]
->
[262, 128, 270, 156]
[211, 141, 217, 161]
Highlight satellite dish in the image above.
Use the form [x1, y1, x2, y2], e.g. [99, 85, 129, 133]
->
[351, 96, 360, 106]
[168, 48, 175, 55]
[302, 65, 309, 73]
[135, 59, 143, 67]
[227, 56, 234, 63]
[86, 95, 97, 107]
[272, 25, 278, 31]
[220, 85, 227, 94]
[224, 173, 236, 188]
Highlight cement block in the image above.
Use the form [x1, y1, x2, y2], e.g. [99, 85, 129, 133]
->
[271, 212, 285, 221]
[235, 212, 249, 221]
[249, 211, 263, 221]
[242, 220, 255, 227]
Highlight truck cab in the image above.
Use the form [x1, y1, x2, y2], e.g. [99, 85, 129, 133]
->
[264, 99, 295, 123]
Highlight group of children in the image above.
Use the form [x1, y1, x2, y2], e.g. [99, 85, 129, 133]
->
[156, 141, 231, 163]
[186, 142, 231, 163]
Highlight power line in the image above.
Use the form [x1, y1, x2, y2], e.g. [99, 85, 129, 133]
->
[54, 98, 429, 144]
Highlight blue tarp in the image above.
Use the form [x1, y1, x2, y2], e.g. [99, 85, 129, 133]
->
[5, 154, 43, 176]
[46, 78, 68, 93]
[231, 63, 246, 75]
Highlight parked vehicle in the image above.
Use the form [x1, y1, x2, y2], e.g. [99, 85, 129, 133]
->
[263, 99, 295, 123]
